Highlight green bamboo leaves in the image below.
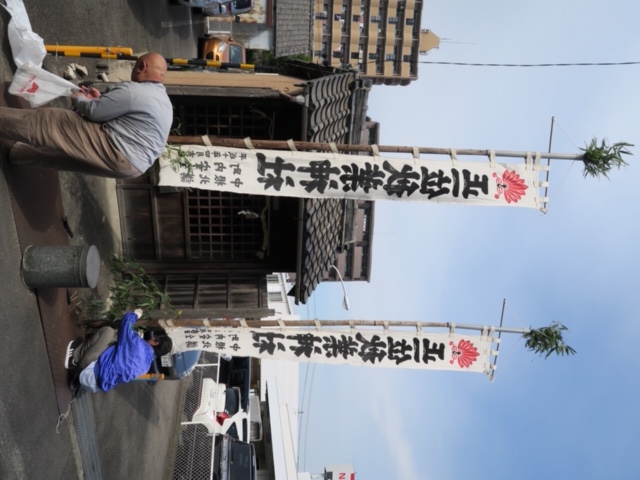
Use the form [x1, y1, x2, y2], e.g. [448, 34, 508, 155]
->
[81, 255, 173, 322]
[581, 138, 633, 179]
[522, 322, 577, 359]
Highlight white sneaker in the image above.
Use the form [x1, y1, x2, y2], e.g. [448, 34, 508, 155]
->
[64, 341, 78, 370]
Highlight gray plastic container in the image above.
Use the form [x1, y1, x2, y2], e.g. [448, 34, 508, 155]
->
[21, 245, 101, 289]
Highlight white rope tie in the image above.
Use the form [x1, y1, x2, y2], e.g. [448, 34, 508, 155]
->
[159, 319, 175, 328]
[450, 148, 458, 166]
[243, 137, 254, 150]
[488, 149, 496, 168]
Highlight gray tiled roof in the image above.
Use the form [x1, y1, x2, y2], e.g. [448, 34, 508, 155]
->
[294, 70, 373, 304]
[274, 0, 315, 57]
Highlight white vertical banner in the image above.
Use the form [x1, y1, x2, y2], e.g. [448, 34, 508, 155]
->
[166, 326, 498, 377]
[159, 145, 546, 210]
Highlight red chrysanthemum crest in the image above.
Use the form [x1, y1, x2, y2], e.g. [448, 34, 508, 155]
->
[493, 170, 528, 204]
[449, 339, 480, 368]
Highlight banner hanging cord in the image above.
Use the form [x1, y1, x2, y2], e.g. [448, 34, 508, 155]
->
[543, 117, 580, 214]
[491, 300, 525, 377]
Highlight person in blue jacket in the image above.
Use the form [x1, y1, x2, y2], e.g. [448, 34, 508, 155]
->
[65, 309, 173, 393]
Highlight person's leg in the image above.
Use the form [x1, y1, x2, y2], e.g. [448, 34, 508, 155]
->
[9, 142, 138, 178]
[0, 107, 142, 178]
[73, 326, 117, 370]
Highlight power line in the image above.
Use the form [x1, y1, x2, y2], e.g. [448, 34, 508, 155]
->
[338, 57, 640, 69]
[417, 60, 640, 67]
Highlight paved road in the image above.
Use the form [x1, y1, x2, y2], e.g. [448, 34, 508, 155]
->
[26, 0, 202, 58]
[0, 1, 202, 478]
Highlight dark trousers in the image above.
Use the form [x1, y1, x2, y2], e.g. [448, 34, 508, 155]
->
[0, 107, 142, 178]
[73, 326, 117, 370]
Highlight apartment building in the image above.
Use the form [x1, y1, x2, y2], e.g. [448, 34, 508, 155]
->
[312, 0, 440, 85]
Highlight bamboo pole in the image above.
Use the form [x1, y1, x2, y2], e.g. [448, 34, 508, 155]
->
[139, 317, 531, 335]
[81, 307, 275, 329]
[166, 136, 584, 161]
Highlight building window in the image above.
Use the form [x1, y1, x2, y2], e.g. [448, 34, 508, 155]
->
[351, 52, 359, 59]
[403, 54, 412, 62]
[360, 250, 369, 278]
[405, 18, 414, 25]
[385, 53, 395, 61]
[368, 53, 378, 60]
[268, 290, 284, 303]
[388, 16, 398, 24]
[345, 248, 353, 277]
[370, 15, 380, 23]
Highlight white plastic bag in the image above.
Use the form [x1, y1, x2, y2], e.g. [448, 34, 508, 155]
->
[2, 0, 76, 107]
[8, 61, 76, 108]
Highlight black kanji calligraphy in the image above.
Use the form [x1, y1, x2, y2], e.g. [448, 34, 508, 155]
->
[298, 160, 340, 194]
[252, 331, 286, 355]
[387, 337, 414, 365]
[461, 169, 489, 198]
[356, 332, 387, 364]
[340, 162, 385, 193]
[382, 161, 420, 198]
[413, 338, 445, 363]
[419, 167, 452, 199]
[322, 334, 359, 359]
[180, 172, 195, 183]
[286, 333, 323, 358]
[451, 169, 489, 199]
[257, 153, 295, 191]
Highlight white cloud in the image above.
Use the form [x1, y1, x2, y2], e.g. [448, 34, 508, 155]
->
[366, 379, 424, 480]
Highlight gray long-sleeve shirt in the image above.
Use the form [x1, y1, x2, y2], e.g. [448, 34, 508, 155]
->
[74, 81, 173, 173]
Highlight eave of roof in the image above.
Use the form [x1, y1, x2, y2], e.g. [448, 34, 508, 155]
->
[293, 71, 373, 304]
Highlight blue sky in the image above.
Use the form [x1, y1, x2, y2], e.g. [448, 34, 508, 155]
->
[296, 2, 640, 479]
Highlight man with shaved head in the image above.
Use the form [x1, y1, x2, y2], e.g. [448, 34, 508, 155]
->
[0, 52, 173, 178]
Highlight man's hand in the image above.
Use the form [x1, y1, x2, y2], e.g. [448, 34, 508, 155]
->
[71, 86, 101, 101]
